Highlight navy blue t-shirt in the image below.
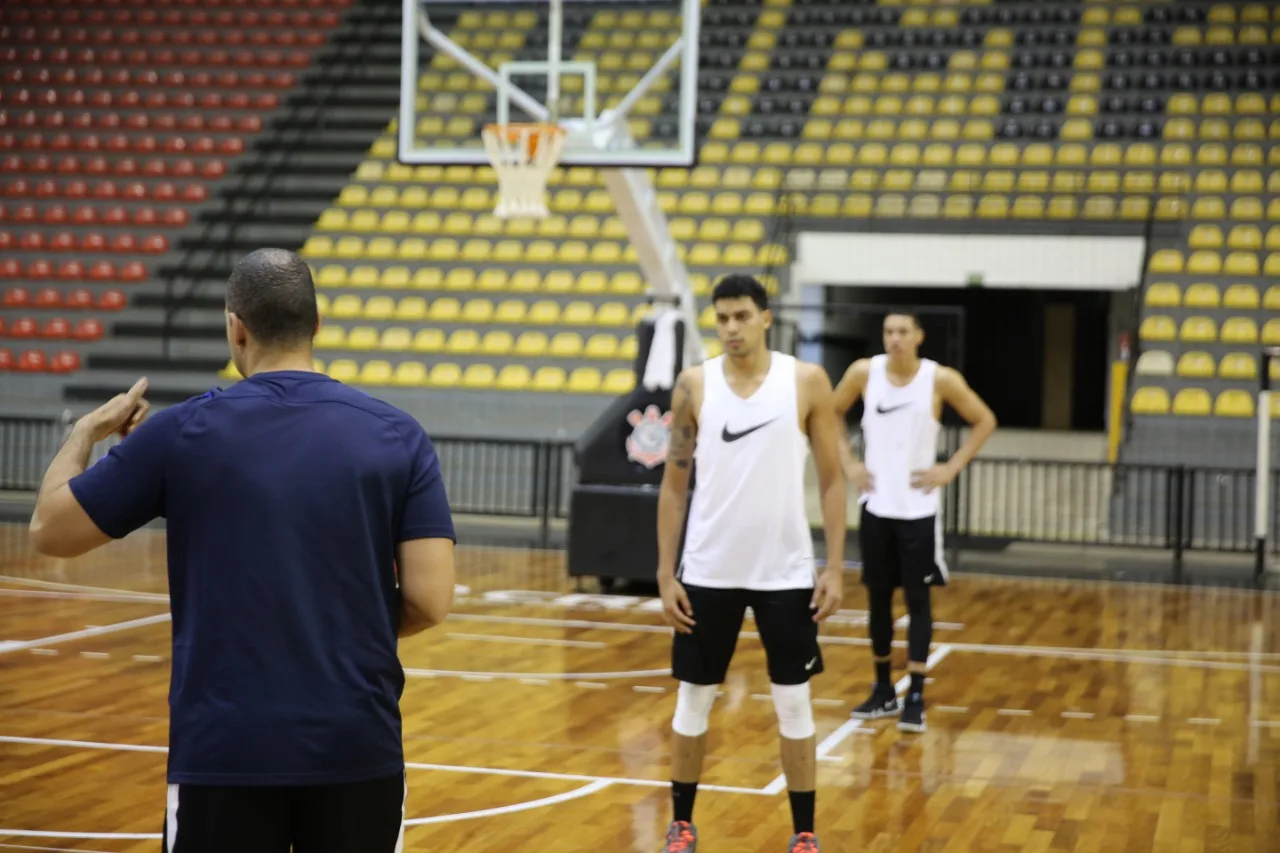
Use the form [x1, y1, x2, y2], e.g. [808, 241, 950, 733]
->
[68, 370, 455, 786]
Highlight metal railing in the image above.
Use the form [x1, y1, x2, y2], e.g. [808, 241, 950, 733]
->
[2, 415, 1275, 578]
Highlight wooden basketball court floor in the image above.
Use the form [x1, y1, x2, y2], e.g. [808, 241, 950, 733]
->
[1, 523, 1278, 852]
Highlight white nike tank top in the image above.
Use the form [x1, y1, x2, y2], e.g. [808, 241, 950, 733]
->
[680, 352, 816, 590]
[860, 354, 941, 520]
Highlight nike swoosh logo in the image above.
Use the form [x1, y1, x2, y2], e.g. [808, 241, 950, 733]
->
[875, 402, 910, 415]
[721, 418, 777, 442]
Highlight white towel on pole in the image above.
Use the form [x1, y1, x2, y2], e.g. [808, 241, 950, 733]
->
[642, 309, 680, 391]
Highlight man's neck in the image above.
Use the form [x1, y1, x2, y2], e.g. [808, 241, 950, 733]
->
[886, 354, 921, 379]
[244, 349, 316, 377]
[725, 347, 772, 379]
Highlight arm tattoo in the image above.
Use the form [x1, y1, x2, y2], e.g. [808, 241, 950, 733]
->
[667, 376, 695, 470]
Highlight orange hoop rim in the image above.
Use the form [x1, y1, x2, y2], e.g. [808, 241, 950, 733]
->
[483, 122, 565, 157]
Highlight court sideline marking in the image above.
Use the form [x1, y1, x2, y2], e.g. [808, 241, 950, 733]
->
[0, 614, 172, 656]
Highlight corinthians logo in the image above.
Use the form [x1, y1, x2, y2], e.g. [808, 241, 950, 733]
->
[624, 405, 673, 469]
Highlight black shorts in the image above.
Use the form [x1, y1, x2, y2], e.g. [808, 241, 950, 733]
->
[671, 585, 823, 686]
[163, 772, 405, 853]
[858, 504, 949, 591]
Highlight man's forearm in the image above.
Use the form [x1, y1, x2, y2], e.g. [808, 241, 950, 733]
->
[35, 423, 94, 507]
[946, 417, 995, 472]
[656, 485, 688, 579]
[820, 480, 846, 571]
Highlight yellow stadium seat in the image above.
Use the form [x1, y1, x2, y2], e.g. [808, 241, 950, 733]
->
[460, 364, 495, 390]
[327, 359, 359, 383]
[601, 368, 635, 395]
[611, 272, 643, 294]
[379, 328, 412, 352]
[1215, 390, 1254, 418]
[1225, 252, 1259, 276]
[1172, 388, 1212, 416]
[390, 362, 427, 387]
[1186, 252, 1222, 276]
[515, 331, 548, 356]
[527, 301, 560, 324]
[480, 330, 513, 355]
[1144, 283, 1180, 308]
[1264, 320, 1280, 346]
[595, 303, 630, 326]
[1188, 224, 1224, 250]
[495, 365, 531, 391]
[1182, 283, 1220, 308]
[1221, 317, 1258, 344]
[1223, 283, 1260, 309]
[314, 325, 347, 349]
[1176, 351, 1215, 378]
[357, 361, 393, 385]
[362, 296, 395, 321]
[1130, 387, 1170, 415]
[411, 328, 445, 353]
[1219, 353, 1258, 380]
[532, 367, 566, 392]
[445, 330, 479, 355]
[584, 334, 619, 359]
[427, 363, 462, 389]
[346, 327, 379, 351]
[567, 367, 602, 393]
[549, 333, 583, 357]
[1148, 250, 1183, 274]
[1179, 316, 1217, 342]
[1264, 287, 1280, 310]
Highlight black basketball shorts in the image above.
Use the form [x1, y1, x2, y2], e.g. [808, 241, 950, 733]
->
[162, 771, 406, 853]
[671, 585, 823, 686]
[858, 504, 949, 592]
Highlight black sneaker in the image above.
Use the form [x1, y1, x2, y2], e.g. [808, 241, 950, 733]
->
[849, 684, 901, 720]
[898, 691, 926, 733]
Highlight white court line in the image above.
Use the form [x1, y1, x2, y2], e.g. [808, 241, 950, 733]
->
[405, 666, 671, 681]
[449, 612, 1278, 670]
[403, 779, 611, 825]
[445, 632, 606, 649]
[2, 735, 775, 798]
[0, 831, 159, 841]
[0, 588, 169, 604]
[0, 574, 167, 599]
[807, 645, 953, 775]
[0, 840, 119, 845]
[0, 613, 171, 657]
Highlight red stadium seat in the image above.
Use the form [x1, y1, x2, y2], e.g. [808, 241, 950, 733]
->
[142, 234, 168, 254]
[0, 232, 11, 251]
[0, 349, 12, 371]
[111, 233, 137, 253]
[3, 287, 31, 306]
[59, 260, 86, 281]
[10, 317, 38, 338]
[98, 289, 126, 310]
[120, 261, 146, 283]
[89, 260, 116, 281]
[163, 208, 188, 226]
[73, 318, 103, 340]
[133, 207, 157, 226]
[43, 204, 68, 223]
[27, 259, 54, 280]
[0, 260, 21, 280]
[42, 317, 70, 338]
[72, 205, 97, 224]
[65, 288, 93, 308]
[34, 287, 62, 307]
[50, 350, 80, 373]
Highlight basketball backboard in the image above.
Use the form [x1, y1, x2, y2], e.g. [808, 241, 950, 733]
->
[398, 0, 700, 169]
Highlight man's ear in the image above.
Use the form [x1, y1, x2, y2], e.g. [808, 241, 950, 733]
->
[228, 312, 250, 347]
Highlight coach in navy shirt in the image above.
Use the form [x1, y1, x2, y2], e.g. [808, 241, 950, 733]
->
[29, 248, 456, 853]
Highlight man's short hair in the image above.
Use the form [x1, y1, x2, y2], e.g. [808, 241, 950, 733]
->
[711, 274, 769, 311]
[226, 248, 318, 348]
[884, 311, 921, 329]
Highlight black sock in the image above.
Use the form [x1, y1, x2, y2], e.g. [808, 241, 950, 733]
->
[909, 671, 925, 696]
[789, 789, 815, 834]
[672, 780, 698, 823]
[875, 659, 891, 690]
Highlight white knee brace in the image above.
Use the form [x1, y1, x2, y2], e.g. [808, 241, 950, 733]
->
[671, 682, 718, 737]
[771, 682, 815, 740]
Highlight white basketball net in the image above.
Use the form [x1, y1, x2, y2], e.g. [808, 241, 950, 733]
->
[482, 123, 566, 219]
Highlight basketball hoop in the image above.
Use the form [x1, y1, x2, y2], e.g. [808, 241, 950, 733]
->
[482, 122, 566, 219]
